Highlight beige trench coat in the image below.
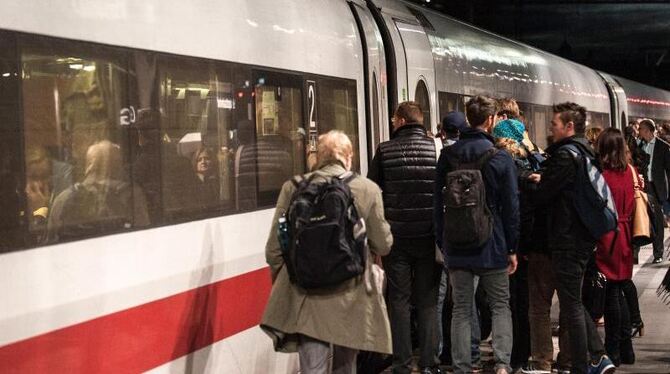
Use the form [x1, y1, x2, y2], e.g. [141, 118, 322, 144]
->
[260, 163, 393, 354]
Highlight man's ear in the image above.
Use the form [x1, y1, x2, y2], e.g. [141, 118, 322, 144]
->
[567, 121, 575, 131]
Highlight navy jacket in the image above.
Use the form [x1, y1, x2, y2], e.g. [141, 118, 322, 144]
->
[434, 128, 520, 269]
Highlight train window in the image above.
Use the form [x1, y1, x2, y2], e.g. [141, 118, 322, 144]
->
[158, 57, 247, 217]
[317, 77, 360, 171]
[0, 32, 22, 252]
[414, 80, 431, 130]
[532, 105, 549, 149]
[438, 92, 464, 122]
[19, 35, 149, 245]
[246, 70, 304, 208]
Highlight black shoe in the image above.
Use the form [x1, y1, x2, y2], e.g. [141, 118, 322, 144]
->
[631, 321, 645, 338]
[620, 340, 636, 365]
[653, 257, 663, 264]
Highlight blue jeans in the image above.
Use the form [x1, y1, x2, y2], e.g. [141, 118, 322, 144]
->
[437, 270, 481, 364]
[450, 267, 512, 374]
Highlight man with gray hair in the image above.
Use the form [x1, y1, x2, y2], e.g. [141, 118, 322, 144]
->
[261, 130, 393, 374]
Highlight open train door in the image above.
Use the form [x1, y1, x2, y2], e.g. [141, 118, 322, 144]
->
[598, 71, 629, 129]
[393, 10, 438, 133]
[349, 0, 389, 166]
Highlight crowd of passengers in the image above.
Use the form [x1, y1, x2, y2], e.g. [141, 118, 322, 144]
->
[261, 96, 670, 374]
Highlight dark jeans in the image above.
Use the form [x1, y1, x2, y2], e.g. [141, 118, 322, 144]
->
[509, 256, 531, 369]
[604, 281, 633, 365]
[647, 185, 665, 259]
[621, 279, 642, 326]
[552, 249, 606, 374]
[384, 246, 440, 373]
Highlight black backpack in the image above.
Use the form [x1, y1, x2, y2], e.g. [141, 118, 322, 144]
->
[442, 148, 498, 254]
[282, 172, 367, 289]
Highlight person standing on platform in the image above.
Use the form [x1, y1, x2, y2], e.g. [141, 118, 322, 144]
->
[533, 102, 615, 374]
[260, 131, 393, 374]
[435, 95, 519, 374]
[637, 119, 670, 264]
[593, 128, 637, 367]
[368, 101, 441, 374]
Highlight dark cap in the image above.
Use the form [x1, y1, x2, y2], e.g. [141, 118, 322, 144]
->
[441, 111, 468, 133]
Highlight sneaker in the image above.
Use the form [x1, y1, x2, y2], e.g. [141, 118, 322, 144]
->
[587, 355, 616, 374]
[653, 257, 663, 264]
[520, 362, 551, 374]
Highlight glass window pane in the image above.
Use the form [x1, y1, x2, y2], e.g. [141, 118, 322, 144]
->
[158, 57, 244, 217]
[414, 80, 431, 130]
[317, 78, 359, 171]
[249, 71, 304, 207]
[20, 36, 148, 244]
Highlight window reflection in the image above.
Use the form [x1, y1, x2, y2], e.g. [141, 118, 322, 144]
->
[20, 39, 148, 244]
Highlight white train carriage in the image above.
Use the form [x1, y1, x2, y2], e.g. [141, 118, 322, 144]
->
[1, 1, 670, 373]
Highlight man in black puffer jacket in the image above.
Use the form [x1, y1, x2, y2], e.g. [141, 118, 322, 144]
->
[368, 101, 441, 374]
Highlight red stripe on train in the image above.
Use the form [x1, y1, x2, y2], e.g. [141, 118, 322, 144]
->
[0, 267, 272, 373]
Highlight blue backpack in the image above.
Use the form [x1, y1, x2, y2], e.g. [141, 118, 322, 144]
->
[561, 143, 618, 241]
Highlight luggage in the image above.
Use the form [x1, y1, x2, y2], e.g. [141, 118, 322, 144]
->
[280, 172, 367, 289]
[562, 143, 618, 241]
[441, 148, 497, 254]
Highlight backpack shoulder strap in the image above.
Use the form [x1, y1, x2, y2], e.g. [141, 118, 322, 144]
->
[291, 173, 318, 189]
[338, 171, 357, 184]
[473, 148, 498, 170]
[458, 148, 498, 170]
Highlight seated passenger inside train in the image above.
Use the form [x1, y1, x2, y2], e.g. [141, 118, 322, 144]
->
[47, 139, 149, 243]
[191, 145, 220, 209]
[24, 146, 73, 244]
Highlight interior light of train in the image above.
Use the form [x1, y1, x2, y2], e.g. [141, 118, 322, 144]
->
[68, 63, 83, 70]
[2, 73, 9, 77]
[83, 65, 95, 72]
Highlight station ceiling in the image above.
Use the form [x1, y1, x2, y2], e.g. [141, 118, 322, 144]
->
[409, 0, 670, 90]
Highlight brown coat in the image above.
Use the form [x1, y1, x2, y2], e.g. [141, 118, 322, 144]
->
[260, 163, 393, 354]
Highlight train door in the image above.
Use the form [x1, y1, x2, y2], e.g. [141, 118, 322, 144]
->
[394, 20, 437, 133]
[598, 72, 628, 129]
[349, 1, 389, 161]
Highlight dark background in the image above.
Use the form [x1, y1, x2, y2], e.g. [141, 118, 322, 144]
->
[408, 0, 670, 90]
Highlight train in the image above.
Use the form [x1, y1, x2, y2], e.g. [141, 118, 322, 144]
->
[1, 0, 669, 372]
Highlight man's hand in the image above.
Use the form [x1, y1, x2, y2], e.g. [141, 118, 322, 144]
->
[26, 181, 50, 213]
[527, 173, 541, 183]
[508, 254, 518, 275]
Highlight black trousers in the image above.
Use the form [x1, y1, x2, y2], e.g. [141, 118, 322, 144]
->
[552, 249, 606, 374]
[604, 281, 634, 366]
[384, 245, 440, 373]
[647, 184, 665, 259]
[620, 279, 642, 326]
[510, 256, 531, 368]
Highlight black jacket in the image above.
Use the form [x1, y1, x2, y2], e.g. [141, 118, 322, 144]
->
[368, 124, 436, 241]
[645, 136, 670, 201]
[434, 128, 519, 269]
[533, 135, 596, 252]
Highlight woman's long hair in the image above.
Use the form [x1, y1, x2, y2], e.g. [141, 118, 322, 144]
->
[596, 128, 627, 172]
